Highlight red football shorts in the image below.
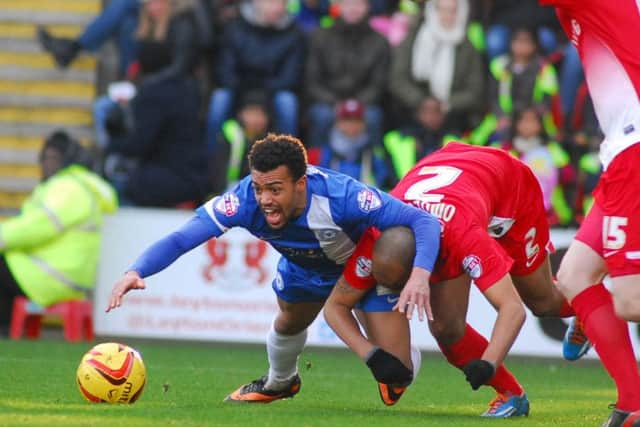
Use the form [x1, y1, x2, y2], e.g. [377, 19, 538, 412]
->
[576, 143, 640, 277]
[497, 165, 553, 277]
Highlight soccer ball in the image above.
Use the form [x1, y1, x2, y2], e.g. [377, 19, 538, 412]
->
[76, 342, 146, 403]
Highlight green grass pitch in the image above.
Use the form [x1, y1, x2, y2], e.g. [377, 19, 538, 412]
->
[0, 338, 616, 426]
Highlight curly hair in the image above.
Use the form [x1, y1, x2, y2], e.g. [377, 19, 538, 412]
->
[248, 133, 308, 181]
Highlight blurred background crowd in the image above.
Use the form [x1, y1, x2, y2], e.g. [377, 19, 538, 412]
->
[37, 0, 602, 228]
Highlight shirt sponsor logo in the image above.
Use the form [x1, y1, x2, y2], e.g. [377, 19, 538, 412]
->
[413, 200, 457, 223]
[214, 193, 240, 217]
[462, 255, 482, 279]
[357, 189, 382, 213]
[355, 256, 372, 278]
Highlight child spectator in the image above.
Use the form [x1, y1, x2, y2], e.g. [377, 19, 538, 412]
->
[210, 90, 271, 193]
[384, 96, 458, 180]
[318, 99, 392, 188]
[484, 0, 559, 60]
[500, 107, 574, 226]
[471, 27, 559, 145]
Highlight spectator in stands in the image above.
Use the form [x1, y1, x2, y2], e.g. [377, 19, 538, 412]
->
[305, 0, 390, 148]
[93, 0, 202, 148]
[499, 107, 574, 226]
[102, 41, 209, 207]
[484, 0, 559, 61]
[389, 0, 485, 133]
[38, 0, 139, 77]
[130, 0, 202, 85]
[0, 131, 117, 336]
[317, 99, 392, 188]
[384, 96, 459, 180]
[210, 90, 271, 193]
[205, 0, 305, 150]
[38, 0, 208, 79]
[471, 27, 558, 145]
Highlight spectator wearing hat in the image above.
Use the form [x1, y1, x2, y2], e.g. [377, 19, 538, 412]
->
[210, 90, 272, 193]
[317, 99, 392, 188]
[305, 0, 390, 148]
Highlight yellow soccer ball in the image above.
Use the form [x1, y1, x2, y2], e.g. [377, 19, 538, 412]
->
[76, 342, 146, 403]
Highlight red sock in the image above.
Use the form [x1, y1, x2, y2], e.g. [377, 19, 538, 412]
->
[554, 277, 576, 317]
[571, 284, 640, 411]
[559, 299, 575, 317]
[438, 324, 524, 396]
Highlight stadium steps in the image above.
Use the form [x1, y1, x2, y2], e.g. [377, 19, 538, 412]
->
[0, 0, 100, 218]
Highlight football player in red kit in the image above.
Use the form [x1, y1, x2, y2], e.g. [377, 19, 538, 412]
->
[324, 143, 577, 417]
[538, 1, 640, 425]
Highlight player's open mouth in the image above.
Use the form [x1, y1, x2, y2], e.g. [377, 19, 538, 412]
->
[263, 208, 283, 227]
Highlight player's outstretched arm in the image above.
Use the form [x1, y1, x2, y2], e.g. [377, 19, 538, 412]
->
[106, 271, 146, 312]
[105, 214, 220, 312]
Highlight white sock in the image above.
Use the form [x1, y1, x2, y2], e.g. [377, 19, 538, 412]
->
[410, 345, 422, 382]
[265, 324, 307, 390]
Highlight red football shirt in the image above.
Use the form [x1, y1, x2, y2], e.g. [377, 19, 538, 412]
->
[540, 0, 640, 168]
[389, 143, 533, 290]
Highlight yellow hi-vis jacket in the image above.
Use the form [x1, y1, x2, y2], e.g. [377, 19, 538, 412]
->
[0, 165, 118, 306]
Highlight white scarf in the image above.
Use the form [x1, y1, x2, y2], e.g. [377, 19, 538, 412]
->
[411, 0, 469, 103]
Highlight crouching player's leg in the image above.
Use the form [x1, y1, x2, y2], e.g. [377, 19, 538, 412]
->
[324, 227, 419, 405]
[429, 274, 529, 418]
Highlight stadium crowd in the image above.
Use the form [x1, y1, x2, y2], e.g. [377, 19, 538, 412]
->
[39, 0, 601, 226]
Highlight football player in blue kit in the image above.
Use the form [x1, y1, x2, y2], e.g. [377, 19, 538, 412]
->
[106, 134, 441, 403]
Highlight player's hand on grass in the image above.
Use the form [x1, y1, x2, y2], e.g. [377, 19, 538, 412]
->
[393, 267, 433, 321]
[106, 271, 146, 312]
[462, 359, 496, 390]
[365, 347, 413, 385]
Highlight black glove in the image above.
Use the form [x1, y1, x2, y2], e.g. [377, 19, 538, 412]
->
[462, 359, 496, 390]
[365, 347, 413, 385]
